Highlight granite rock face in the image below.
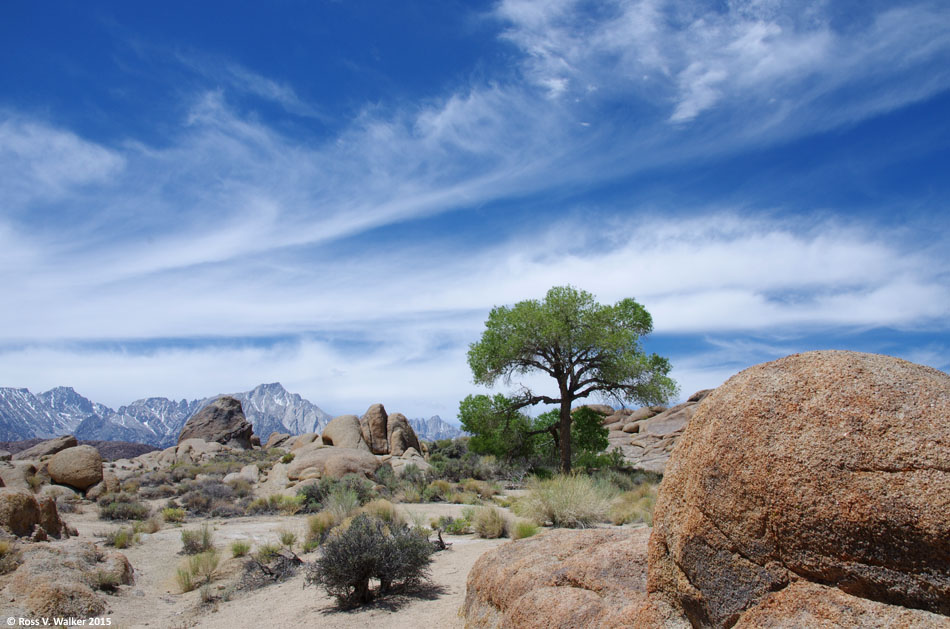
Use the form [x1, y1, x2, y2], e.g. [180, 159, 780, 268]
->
[649, 350, 950, 626]
[177, 396, 254, 449]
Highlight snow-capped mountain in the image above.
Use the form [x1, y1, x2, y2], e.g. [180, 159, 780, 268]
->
[409, 415, 464, 441]
[0, 383, 459, 446]
[0, 387, 87, 441]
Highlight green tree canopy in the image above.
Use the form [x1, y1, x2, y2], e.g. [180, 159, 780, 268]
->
[467, 285, 677, 473]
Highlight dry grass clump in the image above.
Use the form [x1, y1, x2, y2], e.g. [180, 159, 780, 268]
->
[473, 507, 507, 539]
[609, 484, 658, 525]
[230, 540, 251, 558]
[176, 549, 220, 593]
[246, 494, 303, 516]
[181, 524, 214, 555]
[360, 499, 402, 525]
[162, 507, 186, 523]
[0, 540, 22, 574]
[304, 511, 339, 551]
[516, 474, 614, 528]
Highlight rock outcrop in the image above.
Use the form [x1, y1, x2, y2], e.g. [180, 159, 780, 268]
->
[649, 350, 950, 626]
[464, 528, 651, 628]
[177, 396, 254, 449]
[0, 488, 70, 539]
[286, 445, 380, 481]
[11, 435, 78, 460]
[321, 415, 367, 450]
[47, 444, 103, 491]
[387, 412, 421, 456]
[7, 541, 132, 619]
[360, 403, 390, 454]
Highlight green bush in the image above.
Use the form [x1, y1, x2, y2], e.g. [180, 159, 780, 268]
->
[304, 514, 433, 608]
[181, 524, 214, 555]
[512, 520, 539, 539]
[281, 452, 295, 464]
[431, 514, 471, 535]
[246, 494, 303, 515]
[516, 474, 614, 528]
[230, 540, 251, 558]
[162, 507, 186, 523]
[98, 492, 150, 521]
[101, 527, 138, 549]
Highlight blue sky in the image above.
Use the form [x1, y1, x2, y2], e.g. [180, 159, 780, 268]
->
[1, 1, 948, 421]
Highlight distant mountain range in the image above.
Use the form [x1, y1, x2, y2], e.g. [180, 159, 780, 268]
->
[0, 383, 462, 447]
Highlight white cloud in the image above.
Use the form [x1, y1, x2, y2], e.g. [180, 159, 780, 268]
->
[0, 117, 125, 206]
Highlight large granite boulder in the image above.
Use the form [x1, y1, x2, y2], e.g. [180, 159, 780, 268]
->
[321, 414, 368, 450]
[613, 390, 712, 473]
[264, 432, 292, 449]
[12, 435, 78, 461]
[648, 351, 950, 627]
[0, 488, 69, 539]
[286, 446, 380, 481]
[177, 396, 254, 449]
[360, 403, 390, 454]
[47, 445, 103, 491]
[387, 412, 421, 456]
[464, 529, 651, 628]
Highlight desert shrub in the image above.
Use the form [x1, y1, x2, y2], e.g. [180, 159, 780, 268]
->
[120, 479, 141, 494]
[246, 494, 303, 516]
[170, 463, 202, 482]
[162, 507, 186, 523]
[139, 469, 172, 486]
[305, 511, 338, 549]
[304, 514, 433, 608]
[401, 485, 423, 503]
[373, 464, 399, 493]
[254, 542, 281, 564]
[431, 514, 471, 535]
[55, 495, 81, 513]
[0, 540, 22, 574]
[473, 507, 507, 539]
[278, 529, 298, 550]
[139, 484, 177, 499]
[516, 474, 614, 528]
[101, 527, 137, 549]
[609, 484, 658, 525]
[181, 524, 214, 555]
[400, 464, 426, 488]
[449, 490, 479, 505]
[140, 515, 163, 534]
[98, 492, 150, 521]
[461, 478, 498, 499]
[338, 474, 377, 505]
[230, 540, 251, 558]
[281, 452, 295, 464]
[227, 478, 253, 498]
[511, 520, 539, 539]
[323, 488, 360, 521]
[91, 570, 120, 593]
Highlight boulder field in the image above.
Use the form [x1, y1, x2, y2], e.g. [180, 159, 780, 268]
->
[464, 350, 950, 628]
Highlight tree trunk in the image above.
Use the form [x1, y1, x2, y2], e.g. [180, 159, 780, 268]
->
[559, 393, 572, 474]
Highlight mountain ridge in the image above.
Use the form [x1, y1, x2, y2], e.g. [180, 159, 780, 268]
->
[0, 383, 462, 446]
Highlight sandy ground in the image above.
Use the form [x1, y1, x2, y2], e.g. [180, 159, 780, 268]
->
[39, 502, 509, 629]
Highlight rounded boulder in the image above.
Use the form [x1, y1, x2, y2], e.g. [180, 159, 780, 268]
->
[648, 350, 950, 626]
[47, 445, 103, 492]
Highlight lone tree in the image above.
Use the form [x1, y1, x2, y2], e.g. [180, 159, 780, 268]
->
[467, 285, 677, 473]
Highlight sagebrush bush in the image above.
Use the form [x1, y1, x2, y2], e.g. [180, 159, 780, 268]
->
[181, 524, 214, 555]
[98, 492, 150, 521]
[516, 474, 614, 528]
[473, 507, 507, 539]
[304, 514, 433, 608]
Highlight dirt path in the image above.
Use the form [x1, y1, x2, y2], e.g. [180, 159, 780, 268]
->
[61, 503, 507, 629]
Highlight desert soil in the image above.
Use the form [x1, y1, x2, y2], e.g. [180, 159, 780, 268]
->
[15, 502, 510, 629]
